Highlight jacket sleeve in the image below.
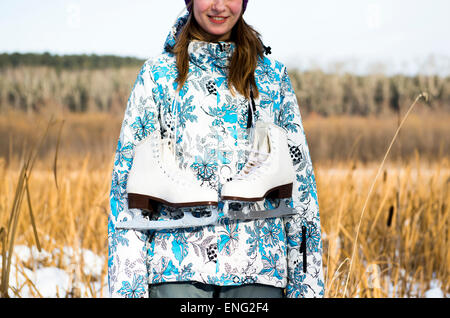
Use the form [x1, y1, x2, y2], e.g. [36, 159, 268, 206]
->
[278, 66, 325, 298]
[108, 60, 159, 298]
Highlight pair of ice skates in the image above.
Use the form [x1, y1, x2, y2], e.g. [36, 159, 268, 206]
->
[116, 122, 296, 231]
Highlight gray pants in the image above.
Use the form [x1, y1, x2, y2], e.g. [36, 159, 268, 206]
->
[149, 282, 284, 298]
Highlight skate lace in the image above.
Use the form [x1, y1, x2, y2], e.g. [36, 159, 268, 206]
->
[234, 150, 269, 180]
[148, 139, 200, 187]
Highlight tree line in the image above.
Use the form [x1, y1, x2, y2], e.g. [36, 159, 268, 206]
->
[0, 52, 145, 70]
[0, 53, 449, 116]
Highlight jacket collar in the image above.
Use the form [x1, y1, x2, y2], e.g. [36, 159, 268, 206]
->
[188, 40, 235, 70]
[164, 12, 235, 71]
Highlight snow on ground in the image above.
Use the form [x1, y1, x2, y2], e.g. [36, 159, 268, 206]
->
[425, 287, 444, 298]
[1, 245, 108, 298]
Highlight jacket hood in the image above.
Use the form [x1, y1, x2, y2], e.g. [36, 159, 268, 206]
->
[163, 12, 190, 54]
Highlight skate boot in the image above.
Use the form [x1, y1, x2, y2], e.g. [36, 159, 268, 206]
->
[221, 122, 296, 220]
[116, 132, 219, 231]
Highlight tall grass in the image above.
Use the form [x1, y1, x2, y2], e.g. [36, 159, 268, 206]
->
[0, 95, 448, 297]
[0, 153, 111, 297]
[1, 151, 447, 297]
[343, 93, 427, 296]
[320, 159, 449, 297]
[1, 111, 449, 169]
[0, 118, 54, 297]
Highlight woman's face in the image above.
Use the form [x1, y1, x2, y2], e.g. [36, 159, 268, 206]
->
[193, 0, 243, 41]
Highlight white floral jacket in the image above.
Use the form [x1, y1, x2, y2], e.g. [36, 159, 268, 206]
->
[108, 13, 324, 298]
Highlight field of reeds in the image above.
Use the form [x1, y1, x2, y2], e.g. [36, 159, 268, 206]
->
[1, 110, 449, 167]
[1, 144, 448, 297]
[0, 62, 449, 298]
[1, 112, 448, 298]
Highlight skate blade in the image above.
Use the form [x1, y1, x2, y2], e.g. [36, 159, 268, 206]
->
[226, 202, 296, 221]
[116, 210, 219, 231]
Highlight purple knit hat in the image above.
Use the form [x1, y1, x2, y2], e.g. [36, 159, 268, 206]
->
[184, 0, 248, 13]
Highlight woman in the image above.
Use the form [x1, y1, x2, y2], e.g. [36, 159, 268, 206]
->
[108, 0, 324, 298]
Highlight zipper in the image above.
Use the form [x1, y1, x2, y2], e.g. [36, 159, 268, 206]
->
[246, 87, 257, 129]
[300, 225, 307, 273]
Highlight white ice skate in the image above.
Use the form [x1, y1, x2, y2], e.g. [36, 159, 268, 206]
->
[116, 132, 219, 231]
[221, 122, 296, 220]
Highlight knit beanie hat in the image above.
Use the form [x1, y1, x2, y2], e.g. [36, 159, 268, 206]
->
[184, 0, 248, 13]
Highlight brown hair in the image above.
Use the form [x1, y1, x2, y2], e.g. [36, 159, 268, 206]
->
[172, 8, 265, 99]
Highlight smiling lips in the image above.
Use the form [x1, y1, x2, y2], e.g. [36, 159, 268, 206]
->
[208, 15, 229, 24]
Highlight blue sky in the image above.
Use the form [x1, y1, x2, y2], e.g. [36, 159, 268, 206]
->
[1, 0, 449, 75]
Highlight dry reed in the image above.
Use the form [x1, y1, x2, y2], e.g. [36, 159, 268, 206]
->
[342, 93, 427, 296]
[0, 93, 448, 297]
[0, 152, 448, 297]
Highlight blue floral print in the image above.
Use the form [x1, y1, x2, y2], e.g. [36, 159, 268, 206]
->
[118, 273, 146, 298]
[108, 12, 324, 298]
